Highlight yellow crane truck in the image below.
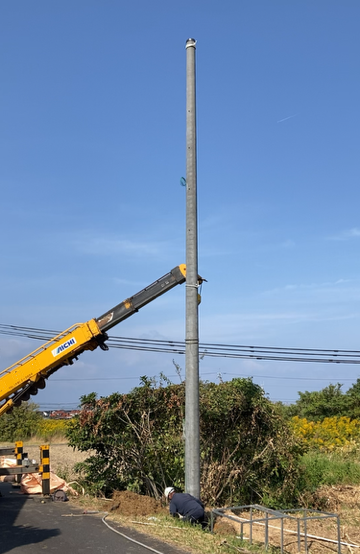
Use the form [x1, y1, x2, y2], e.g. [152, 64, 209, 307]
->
[0, 264, 189, 417]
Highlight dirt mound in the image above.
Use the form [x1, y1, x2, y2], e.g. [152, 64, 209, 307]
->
[110, 490, 168, 517]
[213, 519, 237, 536]
[312, 484, 360, 511]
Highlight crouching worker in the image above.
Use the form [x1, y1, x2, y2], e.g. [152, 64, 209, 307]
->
[164, 487, 205, 526]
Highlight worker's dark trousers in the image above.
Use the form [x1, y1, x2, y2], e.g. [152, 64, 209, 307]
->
[184, 512, 205, 526]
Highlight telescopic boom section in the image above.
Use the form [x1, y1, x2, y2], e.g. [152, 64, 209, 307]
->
[0, 264, 188, 416]
[96, 264, 187, 332]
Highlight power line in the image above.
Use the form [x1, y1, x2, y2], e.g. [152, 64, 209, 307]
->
[221, 372, 358, 381]
[49, 372, 358, 383]
[1, 323, 360, 365]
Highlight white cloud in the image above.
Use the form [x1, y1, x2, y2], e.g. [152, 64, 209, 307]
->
[280, 239, 295, 249]
[262, 278, 357, 297]
[113, 278, 146, 287]
[74, 236, 168, 256]
[66, 230, 185, 263]
[0, 337, 36, 369]
[328, 228, 360, 241]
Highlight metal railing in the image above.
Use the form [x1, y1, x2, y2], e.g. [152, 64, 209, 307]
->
[211, 504, 343, 553]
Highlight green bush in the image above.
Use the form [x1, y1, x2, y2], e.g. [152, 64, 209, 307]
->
[66, 377, 305, 507]
[283, 379, 360, 421]
[0, 402, 42, 442]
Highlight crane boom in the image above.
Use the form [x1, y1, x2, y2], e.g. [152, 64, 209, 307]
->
[0, 264, 188, 416]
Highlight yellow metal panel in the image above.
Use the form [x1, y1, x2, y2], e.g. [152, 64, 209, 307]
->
[87, 318, 101, 336]
[0, 399, 13, 417]
[178, 264, 186, 278]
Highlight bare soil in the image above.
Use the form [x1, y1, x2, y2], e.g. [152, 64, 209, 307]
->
[110, 490, 167, 517]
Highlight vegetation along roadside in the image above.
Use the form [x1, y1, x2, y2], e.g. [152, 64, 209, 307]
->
[2, 376, 360, 553]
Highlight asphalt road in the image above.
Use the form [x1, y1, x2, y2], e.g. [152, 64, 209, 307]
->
[0, 482, 188, 554]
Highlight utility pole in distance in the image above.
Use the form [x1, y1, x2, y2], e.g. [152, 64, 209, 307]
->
[185, 38, 200, 499]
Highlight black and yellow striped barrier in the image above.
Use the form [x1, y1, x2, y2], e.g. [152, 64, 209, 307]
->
[15, 440, 25, 484]
[0, 442, 50, 496]
[39, 444, 50, 496]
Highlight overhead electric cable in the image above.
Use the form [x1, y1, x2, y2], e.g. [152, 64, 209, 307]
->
[1, 323, 360, 365]
[50, 373, 358, 382]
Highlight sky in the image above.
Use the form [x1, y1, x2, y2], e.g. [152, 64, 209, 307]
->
[1, 1, 360, 411]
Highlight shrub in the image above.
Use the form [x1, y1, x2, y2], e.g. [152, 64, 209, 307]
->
[283, 379, 360, 421]
[291, 415, 360, 451]
[35, 419, 70, 441]
[0, 402, 42, 442]
[66, 377, 305, 507]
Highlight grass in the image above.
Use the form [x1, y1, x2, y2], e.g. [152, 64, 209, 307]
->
[30, 432, 68, 444]
[300, 450, 360, 490]
[70, 496, 267, 554]
[55, 463, 80, 483]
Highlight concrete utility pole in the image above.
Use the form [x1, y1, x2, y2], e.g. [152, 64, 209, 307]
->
[185, 38, 200, 499]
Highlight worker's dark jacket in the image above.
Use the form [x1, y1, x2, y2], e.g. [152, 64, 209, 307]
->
[169, 493, 204, 523]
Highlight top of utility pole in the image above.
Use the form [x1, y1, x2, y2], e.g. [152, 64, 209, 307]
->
[185, 38, 197, 48]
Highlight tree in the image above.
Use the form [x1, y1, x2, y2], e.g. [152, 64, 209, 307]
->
[284, 383, 349, 421]
[344, 378, 360, 419]
[198, 378, 304, 507]
[67, 377, 304, 507]
[0, 402, 41, 441]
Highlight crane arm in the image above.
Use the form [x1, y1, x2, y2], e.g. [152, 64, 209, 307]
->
[96, 264, 186, 332]
[0, 264, 188, 416]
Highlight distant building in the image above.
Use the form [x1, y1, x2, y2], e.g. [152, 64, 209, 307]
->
[49, 409, 80, 419]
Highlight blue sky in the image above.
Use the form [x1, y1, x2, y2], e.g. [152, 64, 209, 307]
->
[1, 1, 360, 410]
